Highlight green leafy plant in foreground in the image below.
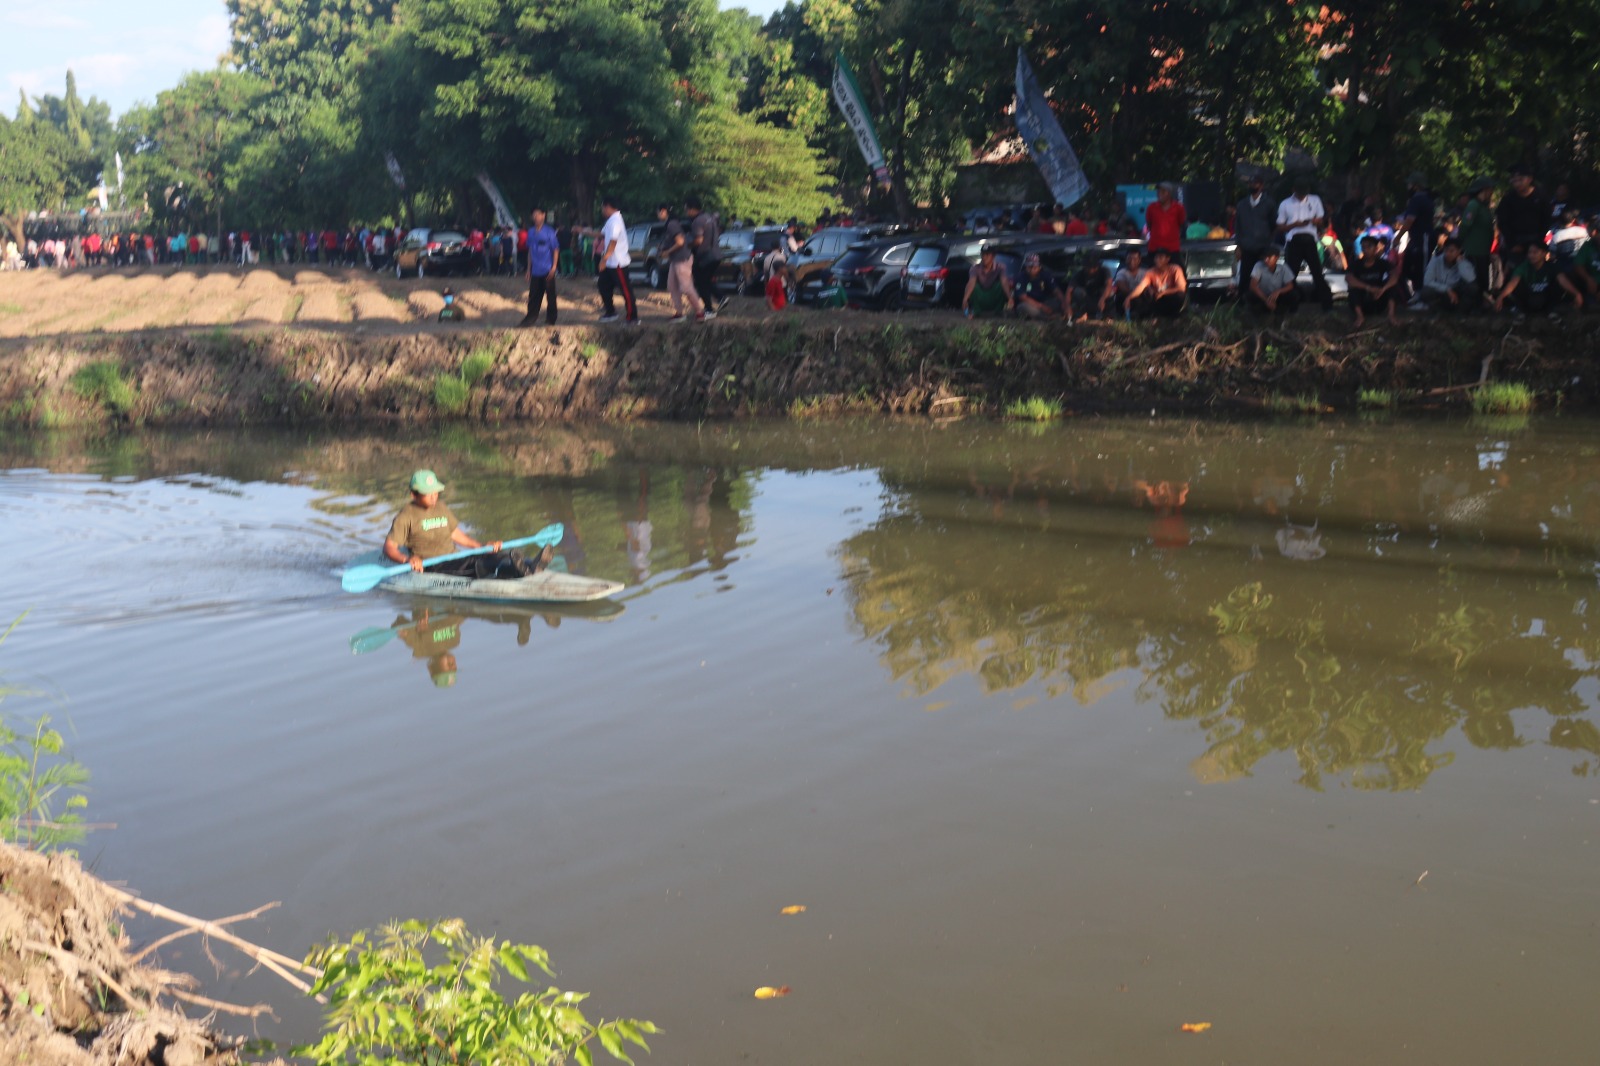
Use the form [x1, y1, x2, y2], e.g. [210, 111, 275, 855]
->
[296, 918, 657, 1066]
[1357, 388, 1396, 409]
[0, 615, 90, 851]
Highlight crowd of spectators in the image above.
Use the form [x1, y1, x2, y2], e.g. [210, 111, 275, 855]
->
[3, 167, 1594, 326]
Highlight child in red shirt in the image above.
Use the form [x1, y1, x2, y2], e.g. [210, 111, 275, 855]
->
[766, 264, 791, 311]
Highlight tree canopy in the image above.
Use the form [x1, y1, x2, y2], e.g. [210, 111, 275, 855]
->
[4, 0, 1596, 233]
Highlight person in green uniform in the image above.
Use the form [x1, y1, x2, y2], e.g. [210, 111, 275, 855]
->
[383, 469, 551, 578]
[1458, 177, 1495, 296]
[395, 609, 467, 687]
[963, 246, 1014, 317]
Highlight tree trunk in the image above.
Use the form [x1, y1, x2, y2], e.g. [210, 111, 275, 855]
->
[0, 211, 26, 249]
[569, 152, 598, 226]
[888, 47, 916, 222]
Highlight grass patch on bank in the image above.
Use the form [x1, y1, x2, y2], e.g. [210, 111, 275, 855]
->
[434, 347, 499, 415]
[69, 360, 136, 415]
[1357, 388, 1396, 409]
[1003, 396, 1063, 421]
[1473, 382, 1534, 414]
[1265, 392, 1322, 414]
[0, 302, 22, 315]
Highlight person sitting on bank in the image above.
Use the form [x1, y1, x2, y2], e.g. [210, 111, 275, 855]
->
[1346, 236, 1401, 327]
[384, 469, 552, 579]
[963, 246, 1013, 317]
[1071, 255, 1115, 321]
[1014, 253, 1070, 320]
[437, 287, 466, 322]
[1247, 246, 1300, 315]
[1420, 238, 1479, 313]
[1494, 240, 1583, 315]
[1111, 248, 1147, 316]
[1122, 247, 1187, 318]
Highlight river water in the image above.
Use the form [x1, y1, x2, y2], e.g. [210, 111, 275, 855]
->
[3, 417, 1597, 1063]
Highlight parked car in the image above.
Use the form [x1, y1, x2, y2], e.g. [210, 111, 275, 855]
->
[393, 228, 478, 278]
[1181, 239, 1239, 303]
[625, 222, 672, 290]
[827, 236, 920, 309]
[792, 224, 916, 301]
[714, 225, 788, 295]
[899, 234, 1129, 310]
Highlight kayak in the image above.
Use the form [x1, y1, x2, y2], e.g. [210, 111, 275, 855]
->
[343, 549, 625, 604]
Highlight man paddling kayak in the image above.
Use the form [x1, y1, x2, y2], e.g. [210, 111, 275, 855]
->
[383, 470, 553, 578]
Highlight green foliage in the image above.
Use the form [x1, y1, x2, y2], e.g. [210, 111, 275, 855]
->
[0, 616, 92, 852]
[1265, 392, 1322, 414]
[461, 347, 497, 387]
[295, 918, 657, 1066]
[1357, 388, 1395, 409]
[69, 362, 136, 416]
[1473, 382, 1534, 415]
[1002, 396, 1063, 421]
[433, 375, 470, 416]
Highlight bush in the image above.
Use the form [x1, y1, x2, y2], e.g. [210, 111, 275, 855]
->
[1473, 382, 1534, 414]
[461, 347, 497, 387]
[297, 919, 657, 1066]
[0, 615, 91, 852]
[434, 375, 470, 415]
[1357, 388, 1395, 409]
[1003, 396, 1063, 421]
[69, 361, 136, 416]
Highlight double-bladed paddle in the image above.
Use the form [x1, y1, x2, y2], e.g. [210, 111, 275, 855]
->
[340, 522, 564, 593]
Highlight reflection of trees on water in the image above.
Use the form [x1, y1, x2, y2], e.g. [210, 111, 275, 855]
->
[841, 426, 1600, 791]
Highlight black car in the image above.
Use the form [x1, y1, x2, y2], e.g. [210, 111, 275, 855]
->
[715, 226, 788, 295]
[625, 222, 672, 290]
[827, 236, 919, 309]
[898, 235, 996, 308]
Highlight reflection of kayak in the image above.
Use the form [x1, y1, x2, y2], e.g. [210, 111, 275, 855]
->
[343, 550, 625, 604]
[351, 596, 624, 654]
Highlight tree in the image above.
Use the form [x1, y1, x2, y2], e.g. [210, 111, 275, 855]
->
[0, 105, 74, 246]
[690, 104, 838, 221]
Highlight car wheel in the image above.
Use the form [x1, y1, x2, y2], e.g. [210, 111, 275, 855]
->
[884, 284, 904, 311]
[394, 259, 404, 279]
[647, 261, 663, 289]
[417, 259, 426, 279]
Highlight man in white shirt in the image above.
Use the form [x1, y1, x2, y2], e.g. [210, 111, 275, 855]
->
[596, 195, 638, 324]
[1276, 176, 1333, 310]
[1420, 238, 1479, 313]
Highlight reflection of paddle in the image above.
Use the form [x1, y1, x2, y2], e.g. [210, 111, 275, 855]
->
[349, 625, 405, 654]
[340, 523, 564, 593]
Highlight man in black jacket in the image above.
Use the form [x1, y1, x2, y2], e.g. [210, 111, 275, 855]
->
[1495, 167, 1551, 270]
[1234, 173, 1278, 301]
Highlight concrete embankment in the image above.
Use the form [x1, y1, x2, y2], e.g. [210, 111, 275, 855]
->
[1, 316, 1596, 428]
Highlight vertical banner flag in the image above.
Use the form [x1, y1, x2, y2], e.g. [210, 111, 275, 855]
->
[1014, 49, 1089, 209]
[476, 172, 518, 228]
[114, 151, 125, 208]
[832, 53, 891, 187]
[383, 150, 407, 191]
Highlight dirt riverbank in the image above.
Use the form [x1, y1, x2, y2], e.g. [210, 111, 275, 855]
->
[2, 265, 1597, 426]
[0, 842, 282, 1065]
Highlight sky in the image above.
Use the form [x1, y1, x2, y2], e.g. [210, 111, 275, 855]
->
[1, 0, 789, 120]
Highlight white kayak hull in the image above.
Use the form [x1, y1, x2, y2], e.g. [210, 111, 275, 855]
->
[345, 550, 624, 603]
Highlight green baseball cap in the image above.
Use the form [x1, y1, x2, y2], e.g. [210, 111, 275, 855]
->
[410, 469, 445, 493]
[431, 670, 457, 688]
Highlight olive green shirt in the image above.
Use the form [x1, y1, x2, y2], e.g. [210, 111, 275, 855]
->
[1459, 198, 1493, 258]
[388, 501, 459, 559]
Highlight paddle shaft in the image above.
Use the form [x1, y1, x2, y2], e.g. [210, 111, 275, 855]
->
[341, 523, 564, 593]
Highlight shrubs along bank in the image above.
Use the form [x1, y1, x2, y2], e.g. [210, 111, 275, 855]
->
[1, 317, 1596, 429]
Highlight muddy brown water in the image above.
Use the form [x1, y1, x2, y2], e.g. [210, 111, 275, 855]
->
[3, 417, 1597, 1063]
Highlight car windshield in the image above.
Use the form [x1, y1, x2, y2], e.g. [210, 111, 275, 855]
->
[754, 232, 783, 251]
[432, 231, 467, 244]
[909, 247, 944, 269]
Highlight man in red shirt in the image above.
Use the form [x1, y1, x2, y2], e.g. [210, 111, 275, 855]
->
[1144, 182, 1186, 256]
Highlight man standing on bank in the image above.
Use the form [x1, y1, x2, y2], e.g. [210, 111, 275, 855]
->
[519, 206, 560, 328]
[384, 469, 551, 578]
[1276, 176, 1334, 311]
[686, 196, 724, 318]
[596, 196, 638, 324]
[658, 203, 704, 323]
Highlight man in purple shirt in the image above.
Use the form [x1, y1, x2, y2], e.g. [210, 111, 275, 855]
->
[519, 206, 561, 327]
